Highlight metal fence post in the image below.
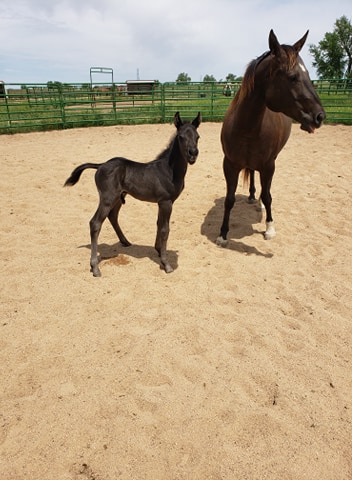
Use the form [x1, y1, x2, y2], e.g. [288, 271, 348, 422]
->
[161, 83, 166, 122]
[211, 82, 215, 119]
[58, 84, 66, 128]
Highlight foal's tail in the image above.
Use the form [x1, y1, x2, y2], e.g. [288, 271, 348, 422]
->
[64, 163, 101, 187]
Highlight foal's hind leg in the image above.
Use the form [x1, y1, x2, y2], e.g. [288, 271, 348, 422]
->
[216, 158, 240, 247]
[155, 200, 173, 273]
[108, 201, 131, 247]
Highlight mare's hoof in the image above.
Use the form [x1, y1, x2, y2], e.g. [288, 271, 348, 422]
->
[264, 221, 275, 240]
[163, 264, 174, 274]
[247, 197, 256, 204]
[264, 232, 275, 240]
[216, 236, 228, 248]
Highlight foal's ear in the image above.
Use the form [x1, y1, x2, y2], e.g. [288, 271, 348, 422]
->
[174, 111, 182, 129]
[192, 112, 201, 129]
[293, 30, 309, 53]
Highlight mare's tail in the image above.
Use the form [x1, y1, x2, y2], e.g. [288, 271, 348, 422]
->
[64, 163, 101, 186]
[242, 168, 251, 187]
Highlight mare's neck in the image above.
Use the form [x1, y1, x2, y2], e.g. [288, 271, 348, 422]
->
[239, 94, 266, 128]
[232, 56, 270, 131]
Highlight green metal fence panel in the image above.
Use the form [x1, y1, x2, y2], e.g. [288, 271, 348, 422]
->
[313, 79, 352, 124]
[0, 80, 351, 134]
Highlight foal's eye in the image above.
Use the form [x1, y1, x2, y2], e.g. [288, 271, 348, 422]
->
[289, 74, 298, 83]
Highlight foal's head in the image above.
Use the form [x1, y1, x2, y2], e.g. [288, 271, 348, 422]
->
[253, 30, 326, 133]
[174, 112, 201, 164]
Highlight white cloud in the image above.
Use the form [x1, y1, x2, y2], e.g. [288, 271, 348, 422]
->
[0, 0, 350, 83]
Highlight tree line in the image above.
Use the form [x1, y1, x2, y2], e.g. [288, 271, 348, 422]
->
[175, 73, 241, 84]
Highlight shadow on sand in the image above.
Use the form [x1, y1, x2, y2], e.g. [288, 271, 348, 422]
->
[79, 242, 179, 272]
[200, 195, 273, 258]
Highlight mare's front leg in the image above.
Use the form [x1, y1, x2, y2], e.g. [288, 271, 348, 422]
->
[155, 200, 173, 273]
[260, 165, 276, 240]
[216, 158, 240, 247]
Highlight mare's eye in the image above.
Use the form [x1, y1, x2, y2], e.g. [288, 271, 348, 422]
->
[289, 74, 298, 82]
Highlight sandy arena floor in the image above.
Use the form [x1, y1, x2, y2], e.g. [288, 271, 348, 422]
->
[1, 121, 351, 479]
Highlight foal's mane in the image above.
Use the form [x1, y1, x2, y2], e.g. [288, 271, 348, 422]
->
[155, 120, 192, 162]
[237, 45, 300, 102]
[155, 131, 178, 162]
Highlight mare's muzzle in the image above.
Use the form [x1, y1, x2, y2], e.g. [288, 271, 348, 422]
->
[300, 109, 326, 133]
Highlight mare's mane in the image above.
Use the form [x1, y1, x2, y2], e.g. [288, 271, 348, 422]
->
[237, 45, 300, 102]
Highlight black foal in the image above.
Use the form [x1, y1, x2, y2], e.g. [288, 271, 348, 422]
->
[64, 112, 201, 276]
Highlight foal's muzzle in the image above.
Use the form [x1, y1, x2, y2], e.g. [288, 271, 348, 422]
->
[188, 148, 199, 164]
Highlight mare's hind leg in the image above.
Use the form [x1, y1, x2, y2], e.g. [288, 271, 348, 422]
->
[108, 201, 131, 247]
[216, 158, 240, 247]
[248, 170, 265, 213]
[248, 169, 256, 203]
[155, 200, 173, 273]
[259, 165, 276, 239]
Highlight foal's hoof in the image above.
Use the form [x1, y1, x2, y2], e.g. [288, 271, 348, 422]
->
[121, 240, 132, 247]
[216, 236, 228, 248]
[90, 266, 102, 277]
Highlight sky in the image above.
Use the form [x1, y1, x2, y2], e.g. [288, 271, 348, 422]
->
[0, 0, 350, 85]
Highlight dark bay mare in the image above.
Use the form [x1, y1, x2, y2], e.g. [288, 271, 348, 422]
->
[216, 30, 325, 246]
[65, 112, 201, 276]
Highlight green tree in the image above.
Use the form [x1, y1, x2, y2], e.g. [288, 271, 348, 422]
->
[176, 72, 191, 84]
[47, 81, 63, 90]
[203, 74, 216, 82]
[225, 73, 237, 82]
[335, 15, 352, 77]
[309, 15, 352, 78]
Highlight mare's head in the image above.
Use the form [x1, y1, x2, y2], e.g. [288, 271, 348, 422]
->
[174, 111, 201, 164]
[256, 30, 326, 133]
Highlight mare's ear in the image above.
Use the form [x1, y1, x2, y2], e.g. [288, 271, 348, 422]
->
[293, 30, 309, 53]
[269, 29, 282, 57]
[192, 112, 201, 129]
[174, 112, 182, 129]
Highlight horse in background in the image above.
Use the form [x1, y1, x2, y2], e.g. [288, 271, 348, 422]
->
[217, 30, 325, 246]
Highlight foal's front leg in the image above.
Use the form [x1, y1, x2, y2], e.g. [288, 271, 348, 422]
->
[89, 202, 111, 277]
[155, 200, 173, 273]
